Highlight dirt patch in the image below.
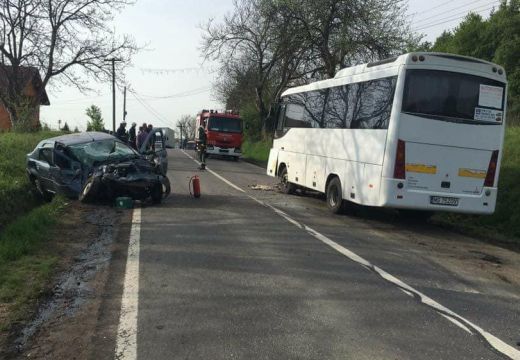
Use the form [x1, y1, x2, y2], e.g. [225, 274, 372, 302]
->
[0, 202, 131, 359]
[374, 224, 520, 297]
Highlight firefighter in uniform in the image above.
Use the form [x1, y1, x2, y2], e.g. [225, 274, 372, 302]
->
[197, 123, 207, 169]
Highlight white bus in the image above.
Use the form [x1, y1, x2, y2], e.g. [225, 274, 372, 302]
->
[267, 52, 507, 215]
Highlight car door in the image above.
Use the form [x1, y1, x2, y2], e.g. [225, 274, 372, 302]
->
[51, 144, 83, 195]
[139, 128, 168, 174]
[36, 144, 55, 192]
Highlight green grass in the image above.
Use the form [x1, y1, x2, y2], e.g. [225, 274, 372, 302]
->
[0, 255, 58, 330]
[242, 138, 272, 164]
[0, 199, 64, 330]
[0, 131, 66, 330]
[435, 127, 520, 242]
[0, 199, 64, 263]
[0, 131, 62, 231]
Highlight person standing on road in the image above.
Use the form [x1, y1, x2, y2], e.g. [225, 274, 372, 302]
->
[128, 122, 137, 149]
[137, 126, 147, 150]
[116, 122, 128, 143]
[197, 123, 207, 166]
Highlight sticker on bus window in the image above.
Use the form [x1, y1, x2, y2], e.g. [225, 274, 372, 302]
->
[478, 84, 503, 109]
[474, 107, 503, 122]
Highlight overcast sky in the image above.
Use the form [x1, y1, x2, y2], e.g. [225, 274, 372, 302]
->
[40, 0, 501, 132]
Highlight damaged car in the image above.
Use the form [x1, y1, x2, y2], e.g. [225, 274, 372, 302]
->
[26, 130, 170, 204]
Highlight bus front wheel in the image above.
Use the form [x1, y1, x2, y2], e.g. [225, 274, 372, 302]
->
[326, 177, 344, 214]
[279, 167, 296, 195]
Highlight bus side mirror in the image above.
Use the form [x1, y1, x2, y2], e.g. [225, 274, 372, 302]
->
[245, 123, 250, 130]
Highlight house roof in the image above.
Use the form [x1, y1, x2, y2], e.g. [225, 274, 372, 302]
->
[0, 66, 50, 105]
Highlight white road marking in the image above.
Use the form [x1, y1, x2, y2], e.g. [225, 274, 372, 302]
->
[441, 314, 473, 335]
[190, 152, 520, 360]
[181, 150, 245, 193]
[115, 208, 141, 360]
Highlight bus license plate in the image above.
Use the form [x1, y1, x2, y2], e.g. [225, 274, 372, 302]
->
[430, 196, 459, 206]
[219, 149, 229, 153]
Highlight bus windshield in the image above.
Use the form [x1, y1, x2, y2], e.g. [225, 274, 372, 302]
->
[402, 69, 506, 124]
[208, 116, 242, 133]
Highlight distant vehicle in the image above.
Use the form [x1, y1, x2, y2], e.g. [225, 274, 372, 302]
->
[267, 52, 507, 215]
[156, 127, 175, 148]
[195, 109, 243, 160]
[185, 140, 196, 150]
[26, 130, 170, 203]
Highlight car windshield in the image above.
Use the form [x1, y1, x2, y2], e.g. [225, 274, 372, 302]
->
[208, 116, 242, 133]
[68, 139, 138, 167]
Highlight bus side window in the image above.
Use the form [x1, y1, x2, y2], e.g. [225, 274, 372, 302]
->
[351, 77, 397, 129]
[276, 104, 286, 131]
[284, 102, 309, 128]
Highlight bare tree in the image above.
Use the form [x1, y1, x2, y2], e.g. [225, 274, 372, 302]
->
[201, 0, 308, 133]
[283, 0, 418, 78]
[0, 0, 138, 128]
[176, 114, 196, 141]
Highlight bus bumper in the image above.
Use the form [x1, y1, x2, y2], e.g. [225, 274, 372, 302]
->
[380, 178, 497, 215]
[206, 145, 241, 158]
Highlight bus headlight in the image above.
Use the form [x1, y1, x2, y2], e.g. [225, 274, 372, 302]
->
[397, 182, 404, 189]
[234, 148, 241, 153]
[485, 189, 491, 197]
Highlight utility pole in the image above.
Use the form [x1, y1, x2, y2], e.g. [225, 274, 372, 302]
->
[104, 58, 122, 133]
[123, 86, 127, 122]
[177, 124, 184, 149]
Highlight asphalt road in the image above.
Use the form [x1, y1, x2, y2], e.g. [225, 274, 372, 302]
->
[117, 149, 520, 360]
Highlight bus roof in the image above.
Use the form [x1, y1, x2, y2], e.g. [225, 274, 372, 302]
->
[281, 52, 506, 97]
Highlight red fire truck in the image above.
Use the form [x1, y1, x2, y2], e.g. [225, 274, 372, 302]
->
[195, 109, 243, 160]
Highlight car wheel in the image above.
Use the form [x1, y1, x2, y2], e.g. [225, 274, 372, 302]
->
[326, 177, 344, 214]
[79, 176, 101, 203]
[279, 167, 295, 195]
[34, 178, 54, 202]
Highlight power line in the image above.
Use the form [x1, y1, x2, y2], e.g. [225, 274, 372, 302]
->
[412, 0, 498, 24]
[408, 0, 454, 18]
[138, 66, 215, 76]
[128, 90, 172, 128]
[413, 5, 497, 31]
[137, 87, 210, 100]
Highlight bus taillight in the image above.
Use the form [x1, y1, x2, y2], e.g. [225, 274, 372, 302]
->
[394, 139, 406, 180]
[484, 150, 499, 187]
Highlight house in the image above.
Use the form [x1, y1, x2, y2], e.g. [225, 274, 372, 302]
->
[0, 66, 50, 131]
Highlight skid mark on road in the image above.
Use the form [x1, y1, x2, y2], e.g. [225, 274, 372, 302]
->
[115, 208, 141, 360]
[182, 150, 520, 360]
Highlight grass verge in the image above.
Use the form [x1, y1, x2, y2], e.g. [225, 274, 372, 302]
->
[434, 127, 520, 243]
[0, 198, 65, 330]
[0, 131, 63, 232]
[242, 138, 272, 165]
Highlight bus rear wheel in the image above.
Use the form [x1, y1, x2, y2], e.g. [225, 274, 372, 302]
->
[326, 177, 344, 214]
[279, 167, 296, 195]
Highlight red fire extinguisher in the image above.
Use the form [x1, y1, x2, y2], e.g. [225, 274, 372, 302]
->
[190, 175, 201, 198]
